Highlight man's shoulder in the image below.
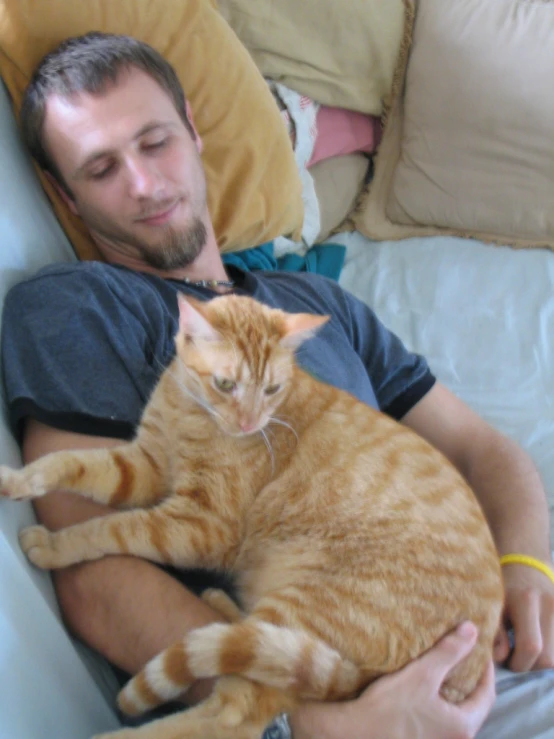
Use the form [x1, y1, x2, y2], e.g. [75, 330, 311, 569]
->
[2, 261, 175, 357]
[7, 261, 131, 303]
[4, 261, 164, 322]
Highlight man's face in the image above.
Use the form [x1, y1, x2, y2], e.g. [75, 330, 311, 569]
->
[43, 68, 209, 269]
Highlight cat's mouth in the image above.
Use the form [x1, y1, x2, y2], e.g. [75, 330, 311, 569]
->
[226, 426, 263, 439]
[219, 418, 267, 438]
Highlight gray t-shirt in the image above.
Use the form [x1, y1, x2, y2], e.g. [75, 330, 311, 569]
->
[1, 262, 435, 443]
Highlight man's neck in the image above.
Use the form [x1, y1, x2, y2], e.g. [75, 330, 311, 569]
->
[91, 228, 230, 284]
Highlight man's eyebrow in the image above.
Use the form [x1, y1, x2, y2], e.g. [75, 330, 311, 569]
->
[73, 122, 174, 178]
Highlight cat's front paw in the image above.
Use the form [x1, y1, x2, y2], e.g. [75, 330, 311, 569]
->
[19, 525, 57, 569]
[0, 465, 46, 500]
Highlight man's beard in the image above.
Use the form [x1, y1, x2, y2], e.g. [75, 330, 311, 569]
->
[138, 217, 208, 270]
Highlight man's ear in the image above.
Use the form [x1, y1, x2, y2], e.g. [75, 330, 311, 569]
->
[185, 100, 203, 154]
[44, 171, 79, 216]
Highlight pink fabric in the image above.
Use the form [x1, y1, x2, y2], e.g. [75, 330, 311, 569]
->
[308, 106, 382, 168]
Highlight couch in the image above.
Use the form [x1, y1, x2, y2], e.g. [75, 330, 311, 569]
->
[0, 79, 122, 738]
[2, 42, 554, 739]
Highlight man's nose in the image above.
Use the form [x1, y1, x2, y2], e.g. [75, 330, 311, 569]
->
[126, 157, 161, 199]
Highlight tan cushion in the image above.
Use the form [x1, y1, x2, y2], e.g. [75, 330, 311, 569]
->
[217, 0, 405, 116]
[311, 155, 369, 243]
[0, 0, 303, 259]
[355, 0, 554, 250]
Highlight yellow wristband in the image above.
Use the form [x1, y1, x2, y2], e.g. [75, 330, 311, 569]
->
[500, 554, 554, 587]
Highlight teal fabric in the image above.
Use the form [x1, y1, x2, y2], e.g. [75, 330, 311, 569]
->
[222, 242, 277, 272]
[223, 242, 346, 282]
[277, 244, 346, 281]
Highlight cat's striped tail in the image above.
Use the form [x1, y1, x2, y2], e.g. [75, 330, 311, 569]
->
[118, 620, 363, 716]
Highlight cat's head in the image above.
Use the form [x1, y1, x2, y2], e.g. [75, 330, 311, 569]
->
[174, 294, 329, 436]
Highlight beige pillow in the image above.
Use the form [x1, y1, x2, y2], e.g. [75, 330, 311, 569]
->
[0, 0, 303, 260]
[216, 0, 405, 116]
[311, 155, 370, 243]
[355, 0, 554, 250]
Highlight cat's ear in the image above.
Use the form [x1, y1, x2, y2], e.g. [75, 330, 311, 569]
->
[177, 295, 221, 342]
[280, 313, 330, 350]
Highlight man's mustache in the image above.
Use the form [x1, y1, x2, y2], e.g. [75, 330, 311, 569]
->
[135, 198, 180, 220]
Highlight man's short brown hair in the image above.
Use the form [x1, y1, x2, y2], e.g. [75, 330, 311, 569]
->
[20, 31, 195, 196]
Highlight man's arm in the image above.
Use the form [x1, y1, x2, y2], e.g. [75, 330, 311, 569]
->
[401, 381, 554, 671]
[24, 418, 222, 703]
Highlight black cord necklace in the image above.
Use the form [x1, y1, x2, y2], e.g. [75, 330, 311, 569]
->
[182, 277, 235, 289]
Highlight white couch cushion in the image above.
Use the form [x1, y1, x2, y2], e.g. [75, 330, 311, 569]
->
[0, 79, 121, 738]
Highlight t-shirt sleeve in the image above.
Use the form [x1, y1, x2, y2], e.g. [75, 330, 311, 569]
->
[1, 264, 170, 444]
[338, 287, 436, 419]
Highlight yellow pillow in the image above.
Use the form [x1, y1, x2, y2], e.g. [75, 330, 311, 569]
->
[0, 0, 303, 259]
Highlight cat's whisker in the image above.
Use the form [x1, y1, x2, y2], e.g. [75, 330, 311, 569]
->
[268, 416, 299, 445]
[152, 353, 171, 380]
[272, 412, 295, 424]
[152, 354, 211, 413]
[262, 424, 278, 452]
[260, 428, 275, 475]
[264, 425, 277, 442]
[153, 355, 198, 404]
[166, 364, 224, 424]
[293, 347, 311, 362]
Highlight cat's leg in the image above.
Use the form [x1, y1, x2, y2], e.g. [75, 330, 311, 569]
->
[201, 589, 243, 622]
[94, 677, 294, 739]
[19, 498, 235, 570]
[0, 439, 168, 508]
[116, 618, 363, 718]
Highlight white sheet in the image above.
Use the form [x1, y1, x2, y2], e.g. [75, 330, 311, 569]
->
[336, 231, 554, 544]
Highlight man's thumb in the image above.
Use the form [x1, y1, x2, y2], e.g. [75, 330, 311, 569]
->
[417, 621, 479, 685]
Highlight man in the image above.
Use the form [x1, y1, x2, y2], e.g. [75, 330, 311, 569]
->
[2, 32, 553, 738]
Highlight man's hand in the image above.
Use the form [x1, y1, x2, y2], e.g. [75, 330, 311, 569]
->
[494, 563, 554, 671]
[349, 623, 495, 739]
[290, 622, 496, 739]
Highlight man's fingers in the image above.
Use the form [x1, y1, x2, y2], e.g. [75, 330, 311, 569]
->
[458, 660, 497, 735]
[415, 622, 478, 689]
[508, 590, 542, 672]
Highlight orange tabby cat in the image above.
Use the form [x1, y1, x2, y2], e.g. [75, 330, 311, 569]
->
[0, 294, 503, 739]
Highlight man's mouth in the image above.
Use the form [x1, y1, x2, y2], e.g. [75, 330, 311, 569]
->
[136, 200, 180, 226]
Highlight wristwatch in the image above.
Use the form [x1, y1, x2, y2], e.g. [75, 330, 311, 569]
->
[262, 713, 293, 739]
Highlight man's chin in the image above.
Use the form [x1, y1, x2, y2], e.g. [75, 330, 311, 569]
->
[138, 220, 208, 270]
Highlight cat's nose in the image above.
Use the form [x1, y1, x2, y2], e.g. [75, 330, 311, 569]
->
[240, 419, 257, 433]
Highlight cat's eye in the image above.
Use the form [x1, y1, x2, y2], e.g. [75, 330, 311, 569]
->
[214, 377, 236, 393]
[264, 384, 281, 396]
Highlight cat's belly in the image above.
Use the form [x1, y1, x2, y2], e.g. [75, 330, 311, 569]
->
[234, 532, 502, 679]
